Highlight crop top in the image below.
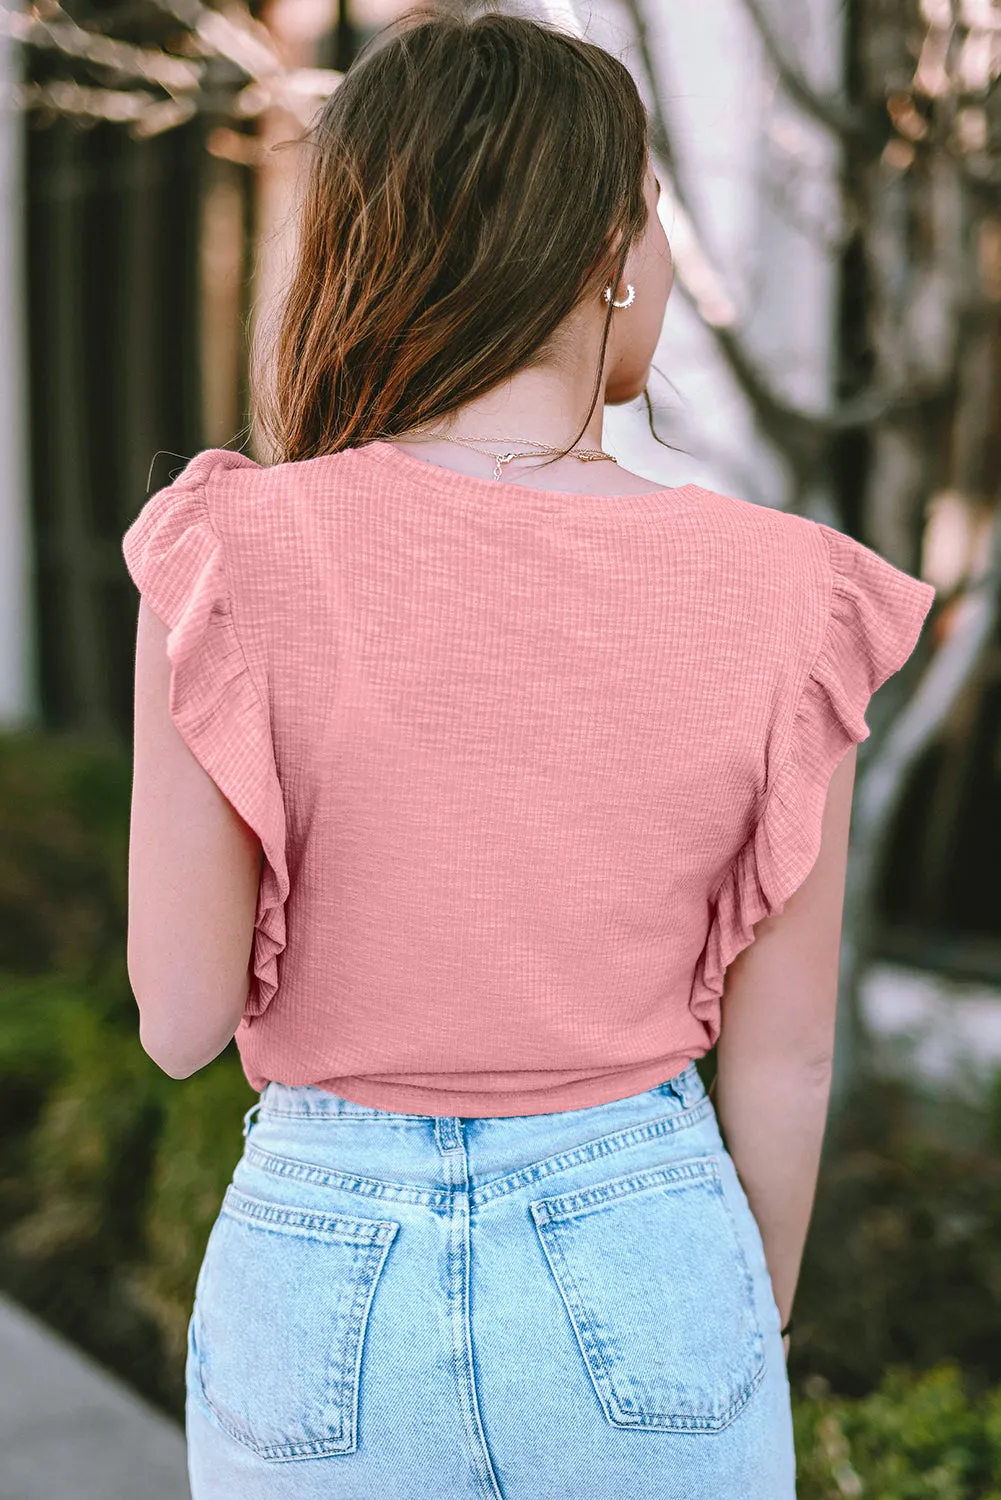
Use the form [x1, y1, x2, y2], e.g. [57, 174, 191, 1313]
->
[121, 441, 936, 1117]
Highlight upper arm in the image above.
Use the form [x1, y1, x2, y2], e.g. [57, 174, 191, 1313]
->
[712, 515, 936, 1074]
[128, 597, 263, 1075]
[716, 743, 857, 1072]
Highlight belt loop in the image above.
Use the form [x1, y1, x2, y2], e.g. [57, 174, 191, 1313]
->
[434, 1115, 462, 1154]
[242, 1099, 262, 1139]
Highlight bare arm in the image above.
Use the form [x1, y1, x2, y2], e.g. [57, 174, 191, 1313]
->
[713, 743, 857, 1354]
[127, 597, 262, 1077]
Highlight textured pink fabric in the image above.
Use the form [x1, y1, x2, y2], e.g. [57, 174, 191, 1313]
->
[122, 441, 936, 1117]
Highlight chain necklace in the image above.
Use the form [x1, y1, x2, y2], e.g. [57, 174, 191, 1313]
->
[402, 430, 618, 483]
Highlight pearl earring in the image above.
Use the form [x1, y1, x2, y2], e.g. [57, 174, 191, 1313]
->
[603, 282, 636, 309]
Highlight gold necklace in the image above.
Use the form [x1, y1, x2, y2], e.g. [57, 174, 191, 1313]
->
[403, 430, 618, 483]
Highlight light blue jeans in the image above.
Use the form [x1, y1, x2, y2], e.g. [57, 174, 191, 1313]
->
[185, 1059, 796, 1498]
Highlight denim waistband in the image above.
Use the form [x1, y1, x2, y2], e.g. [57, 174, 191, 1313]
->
[243, 1059, 707, 1140]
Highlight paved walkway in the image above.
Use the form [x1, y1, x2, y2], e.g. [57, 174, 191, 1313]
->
[0, 1292, 190, 1500]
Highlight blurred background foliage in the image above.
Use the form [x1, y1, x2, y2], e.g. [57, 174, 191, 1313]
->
[794, 1363, 1001, 1499]
[0, 728, 254, 1418]
[3, 0, 1001, 1487]
[1, 723, 1000, 1493]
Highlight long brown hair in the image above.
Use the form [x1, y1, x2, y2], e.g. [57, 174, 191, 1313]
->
[252, 6, 650, 466]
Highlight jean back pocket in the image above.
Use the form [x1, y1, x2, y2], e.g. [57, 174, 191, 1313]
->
[529, 1154, 765, 1432]
[190, 1185, 400, 1460]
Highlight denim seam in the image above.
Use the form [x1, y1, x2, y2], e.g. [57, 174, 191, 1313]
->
[240, 1094, 715, 1214]
[529, 1153, 721, 1224]
[475, 1095, 716, 1207]
[221, 1186, 399, 1242]
[241, 1144, 448, 1209]
[258, 1109, 434, 1124]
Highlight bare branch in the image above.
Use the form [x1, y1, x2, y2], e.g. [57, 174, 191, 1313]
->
[736, 0, 873, 144]
[11, 78, 196, 135]
[616, 0, 682, 188]
[704, 317, 825, 473]
[612, 0, 829, 474]
[6, 0, 343, 132]
[537, 0, 740, 330]
[758, 165, 847, 257]
[1, 7, 201, 92]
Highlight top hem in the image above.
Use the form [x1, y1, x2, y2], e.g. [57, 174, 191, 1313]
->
[353, 441, 705, 520]
[246, 1055, 703, 1118]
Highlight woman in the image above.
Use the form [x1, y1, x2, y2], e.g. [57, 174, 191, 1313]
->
[122, 10, 936, 1498]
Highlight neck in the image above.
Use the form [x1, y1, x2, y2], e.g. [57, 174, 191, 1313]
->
[414, 334, 608, 452]
[442, 383, 605, 451]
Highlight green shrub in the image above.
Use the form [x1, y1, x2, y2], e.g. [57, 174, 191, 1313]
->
[127, 1059, 255, 1376]
[789, 1071, 1001, 1396]
[0, 730, 131, 980]
[794, 1363, 1001, 1498]
[4, 995, 164, 1264]
[0, 959, 252, 1416]
[0, 972, 92, 1224]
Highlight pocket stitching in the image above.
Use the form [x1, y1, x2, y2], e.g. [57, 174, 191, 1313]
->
[529, 1158, 766, 1433]
[529, 1152, 721, 1226]
[220, 1183, 400, 1244]
[192, 1190, 400, 1460]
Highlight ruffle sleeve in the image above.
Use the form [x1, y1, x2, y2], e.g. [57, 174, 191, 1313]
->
[121, 449, 288, 1020]
[689, 521, 937, 1039]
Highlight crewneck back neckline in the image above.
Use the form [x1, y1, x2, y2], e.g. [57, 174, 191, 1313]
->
[354, 439, 703, 520]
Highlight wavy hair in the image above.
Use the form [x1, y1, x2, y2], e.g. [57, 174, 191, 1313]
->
[252, 7, 651, 465]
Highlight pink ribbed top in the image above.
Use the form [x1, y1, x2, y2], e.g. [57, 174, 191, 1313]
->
[121, 441, 936, 1117]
